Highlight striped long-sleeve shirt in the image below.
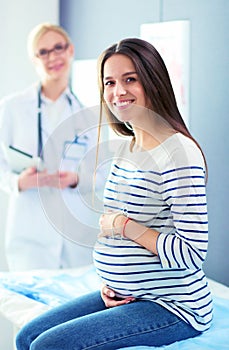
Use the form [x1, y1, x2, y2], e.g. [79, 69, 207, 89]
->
[93, 133, 213, 331]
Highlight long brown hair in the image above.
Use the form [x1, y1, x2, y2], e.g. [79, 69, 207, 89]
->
[97, 38, 207, 176]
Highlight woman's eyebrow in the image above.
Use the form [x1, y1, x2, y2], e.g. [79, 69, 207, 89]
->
[104, 71, 137, 81]
[122, 71, 137, 76]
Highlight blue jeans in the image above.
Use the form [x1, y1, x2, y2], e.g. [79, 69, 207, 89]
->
[16, 291, 201, 350]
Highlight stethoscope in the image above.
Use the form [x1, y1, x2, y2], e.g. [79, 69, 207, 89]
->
[37, 85, 81, 160]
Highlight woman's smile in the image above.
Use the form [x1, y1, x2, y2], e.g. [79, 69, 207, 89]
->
[114, 99, 135, 109]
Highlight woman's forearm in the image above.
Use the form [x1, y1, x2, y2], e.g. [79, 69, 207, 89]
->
[114, 215, 159, 255]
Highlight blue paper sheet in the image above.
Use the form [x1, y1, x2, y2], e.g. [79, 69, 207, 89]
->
[0, 266, 100, 307]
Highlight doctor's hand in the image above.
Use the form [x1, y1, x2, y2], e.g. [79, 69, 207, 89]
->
[46, 171, 78, 189]
[101, 284, 135, 308]
[18, 169, 78, 191]
[18, 167, 51, 191]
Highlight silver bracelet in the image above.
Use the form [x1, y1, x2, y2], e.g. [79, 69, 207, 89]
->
[112, 213, 123, 237]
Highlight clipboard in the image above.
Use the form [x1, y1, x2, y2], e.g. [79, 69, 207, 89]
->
[2, 145, 44, 173]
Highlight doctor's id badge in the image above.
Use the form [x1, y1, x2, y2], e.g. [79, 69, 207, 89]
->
[63, 136, 88, 161]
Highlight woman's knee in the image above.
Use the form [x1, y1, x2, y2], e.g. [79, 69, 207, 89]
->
[15, 315, 48, 350]
[15, 324, 33, 350]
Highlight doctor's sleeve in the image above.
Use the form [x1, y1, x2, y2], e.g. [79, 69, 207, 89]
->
[0, 99, 20, 194]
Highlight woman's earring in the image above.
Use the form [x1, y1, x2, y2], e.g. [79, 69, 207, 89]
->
[124, 122, 133, 131]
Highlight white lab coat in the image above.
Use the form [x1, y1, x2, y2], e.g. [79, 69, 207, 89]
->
[0, 84, 104, 271]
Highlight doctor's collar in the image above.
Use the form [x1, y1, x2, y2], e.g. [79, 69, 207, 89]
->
[39, 86, 73, 105]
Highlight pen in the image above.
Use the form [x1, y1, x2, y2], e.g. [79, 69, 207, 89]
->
[9, 145, 33, 158]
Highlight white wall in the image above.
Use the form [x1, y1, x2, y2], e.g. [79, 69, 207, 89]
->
[0, 1, 59, 349]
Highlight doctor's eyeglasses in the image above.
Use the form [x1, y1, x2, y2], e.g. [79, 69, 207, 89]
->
[35, 43, 70, 60]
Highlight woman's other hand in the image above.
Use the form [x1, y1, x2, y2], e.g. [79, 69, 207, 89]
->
[101, 284, 135, 308]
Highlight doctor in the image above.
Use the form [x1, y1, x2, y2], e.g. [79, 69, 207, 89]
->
[0, 23, 102, 271]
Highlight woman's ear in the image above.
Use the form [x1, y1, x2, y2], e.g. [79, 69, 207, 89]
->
[68, 43, 74, 58]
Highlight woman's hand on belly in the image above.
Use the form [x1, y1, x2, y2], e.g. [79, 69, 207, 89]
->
[99, 212, 126, 238]
[101, 284, 135, 308]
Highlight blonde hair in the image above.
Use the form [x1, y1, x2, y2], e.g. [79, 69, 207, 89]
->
[27, 22, 72, 59]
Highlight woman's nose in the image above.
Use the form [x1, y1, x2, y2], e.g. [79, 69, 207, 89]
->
[47, 50, 56, 60]
[114, 82, 127, 96]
